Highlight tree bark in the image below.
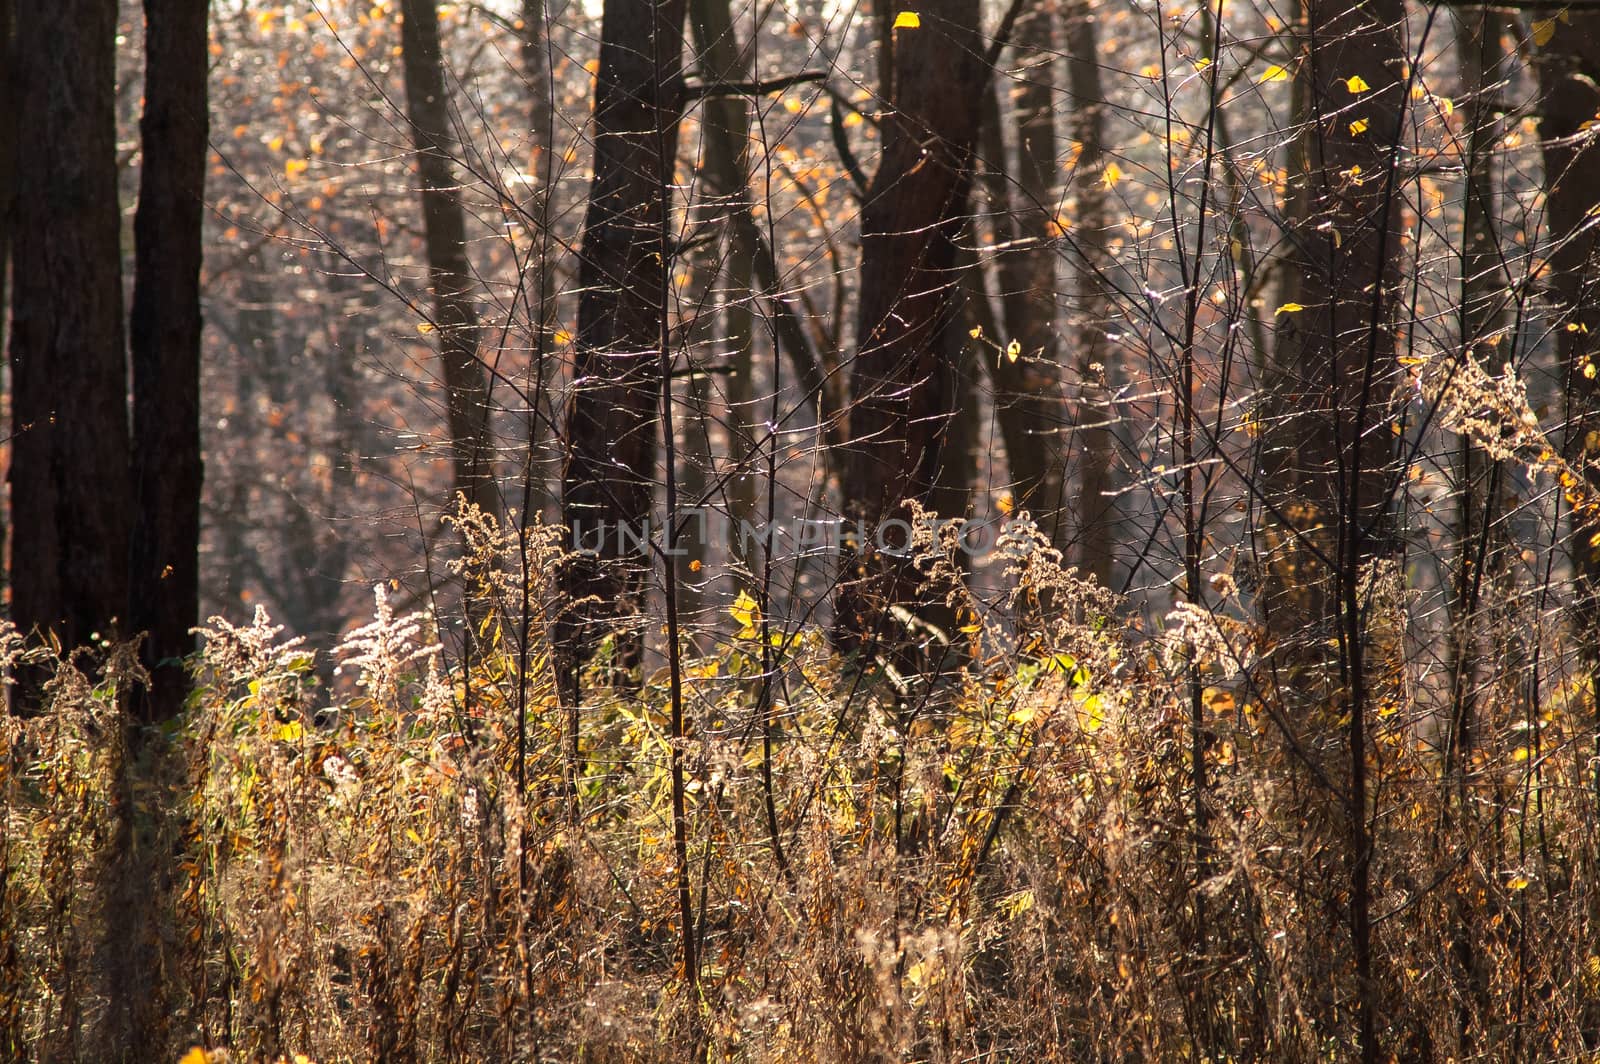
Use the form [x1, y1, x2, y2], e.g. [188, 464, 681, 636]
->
[834, 0, 984, 651]
[8, 0, 131, 663]
[1259, 0, 1405, 636]
[987, 7, 1072, 546]
[1534, 11, 1600, 809]
[0, 0, 14, 611]
[129, 0, 209, 722]
[399, 0, 496, 520]
[558, 0, 689, 680]
[0, 0, 13, 362]
[1063, 0, 1118, 584]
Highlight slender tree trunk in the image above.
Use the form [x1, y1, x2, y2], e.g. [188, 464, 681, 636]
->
[399, 0, 495, 520]
[519, 0, 559, 514]
[521, 0, 552, 171]
[1063, 0, 1118, 584]
[1445, 9, 1506, 780]
[129, 0, 209, 723]
[988, 8, 1071, 544]
[558, 0, 689, 682]
[834, 0, 984, 652]
[689, 0, 760, 579]
[8, 0, 131, 665]
[980, 64, 1069, 550]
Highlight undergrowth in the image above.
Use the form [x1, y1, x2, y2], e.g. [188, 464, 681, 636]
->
[2, 506, 1598, 1062]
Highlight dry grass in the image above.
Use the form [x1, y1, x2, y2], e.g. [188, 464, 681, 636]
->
[3, 507, 1599, 1062]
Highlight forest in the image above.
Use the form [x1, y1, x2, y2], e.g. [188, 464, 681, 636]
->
[3, 0, 1600, 1059]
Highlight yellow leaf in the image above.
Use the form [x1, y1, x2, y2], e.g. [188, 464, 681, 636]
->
[892, 10, 920, 28]
[1585, 361, 1597, 380]
[1102, 161, 1123, 188]
[1005, 339, 1022, 363]
[844, 110, 863, 128]
[417, 321, 436, 334]
[730, 590, 759, 631]
[268, 135, 285, 152]
[274, 720, 303, 742]
[1257, 63, 1291, 84]
[1508, 875, 1531, 891]
[1345, 74, 1371, 93]
[179, 1049, 211, 1064]
[1533, 18, 1555, 47]
[969, 325, 983, 339]
[1275, 302, 1305, 315]
[1349, 117, 1369, 135]
[285, 157, 308, 178]
[1046, 653, 1089, 685]
[1193, 57, 1211, 71]
[1077, 693, 1107, 733]
[1436, 95, 1454, 116]
[405, 828, 423, 846]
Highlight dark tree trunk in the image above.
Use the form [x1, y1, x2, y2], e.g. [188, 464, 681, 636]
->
[688, 0, 778, 572]
[1259, 0, 1405, 633]
[1063, 0, 1118, 584]
[834, 0, 984, 651]
[558, 0, 688, 680]
[1538, 25, 1600, 610]
[0, 0, 13, 360]
[399, 0, 495, 519]
[129, 0, 209, 722]
[1535, 12, 1600, 819]
[987, 8, 1071, 547]
[8, 0, 131, 665]
[520, 0, 553, 170]
[0, 0, 13, 609]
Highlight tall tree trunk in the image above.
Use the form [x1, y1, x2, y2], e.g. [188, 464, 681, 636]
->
[520, 0, 552, 171]
[1063, 0, 1118, 584]
[129, 0, 209, 723]
[0, 0, 14, 610]
[0, 0, 13, 362]
[8, 0, 131, 664]
[519, 0, 559, 514]
[834, 0, 984, 651]
[1261, 0, 1404, 633]
[558, 0, 689, 682]
[399, 0, 495, 520]
[689, 0, 761, 580]
[987, 7, 1071, 546]
[1535, 13, 1600, 808]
